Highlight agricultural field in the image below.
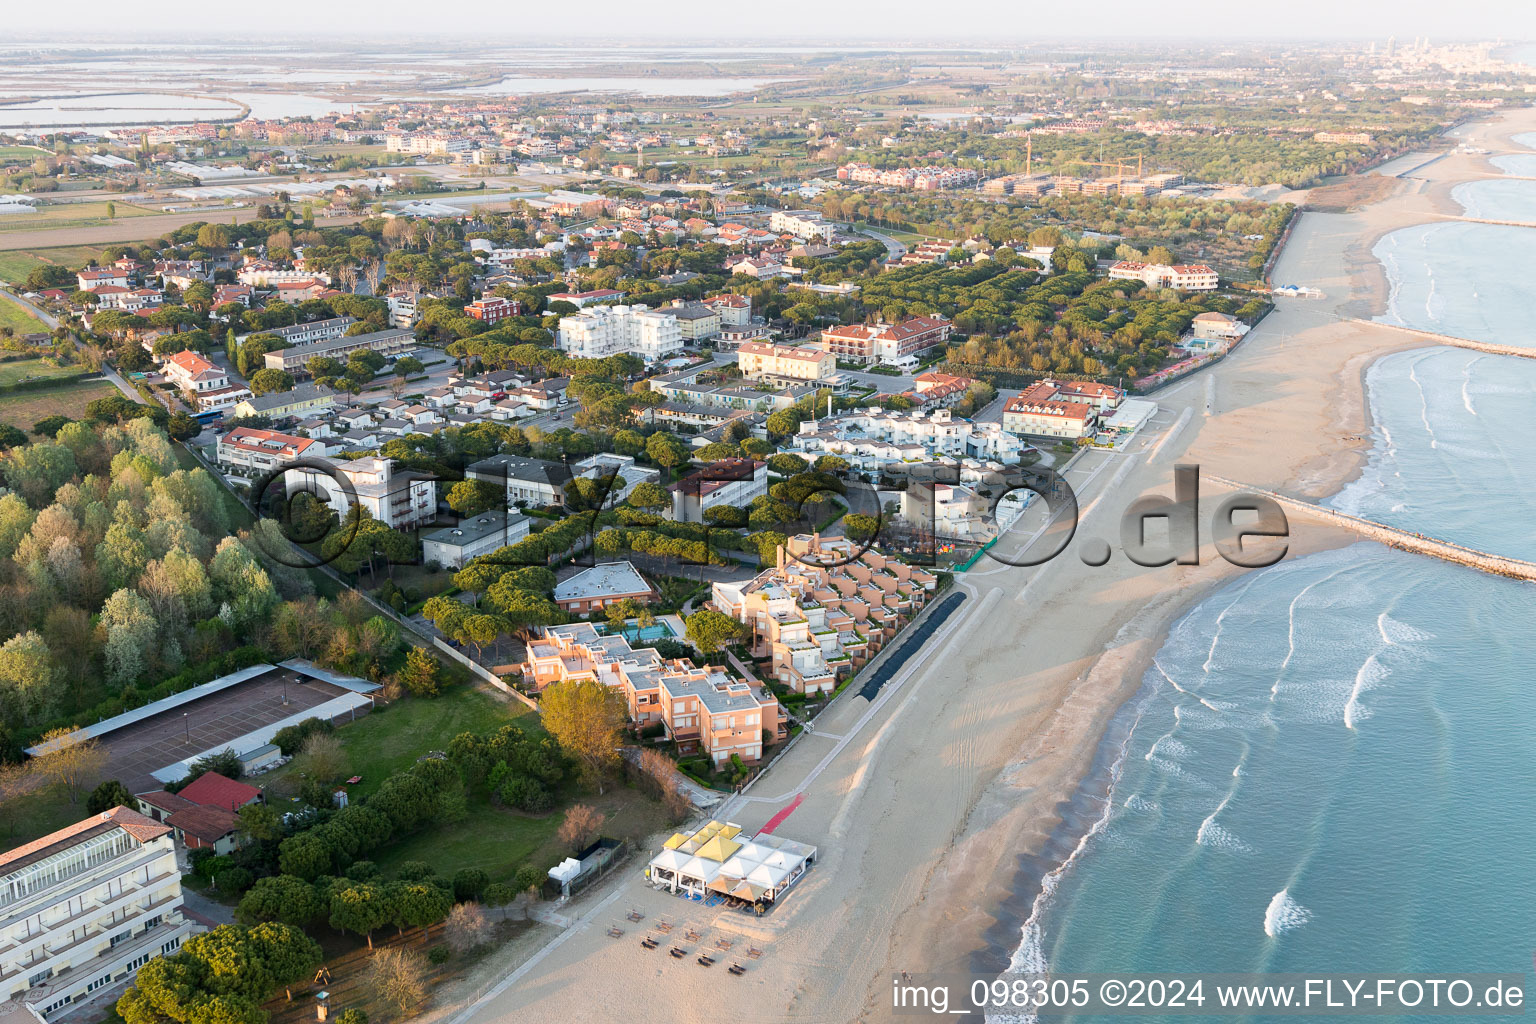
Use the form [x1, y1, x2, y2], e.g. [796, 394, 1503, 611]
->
[0, 200, 158, 232]
[0, 378, 115, 431]
[0, 243, 107, 283]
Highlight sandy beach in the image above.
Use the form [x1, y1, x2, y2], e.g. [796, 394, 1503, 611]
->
[432, 106, 1536, 1024]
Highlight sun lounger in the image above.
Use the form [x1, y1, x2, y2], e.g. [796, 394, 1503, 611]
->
[640, 937, 659, 950]
[715, 938, 733, 950]
[669, 947, 687, 959]
[728, 963, 746, 976]
[696, 955, 715, 967]
[626, 910, 644, 922]
[684, 928, 701, 941]
[606, 926, 623, 938]
[656, 921, 673, 933]
[746, 947, 764, 960]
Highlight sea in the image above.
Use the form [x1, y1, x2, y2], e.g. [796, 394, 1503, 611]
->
[1009, 137, 1536, 1018]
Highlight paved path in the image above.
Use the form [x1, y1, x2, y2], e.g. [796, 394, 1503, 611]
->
[0, 287, 59, 328]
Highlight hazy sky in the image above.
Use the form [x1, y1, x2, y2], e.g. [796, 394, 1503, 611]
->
[2, 0, 1534, 42]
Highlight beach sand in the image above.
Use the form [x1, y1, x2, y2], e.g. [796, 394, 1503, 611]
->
[432, 106, 1536, 1024]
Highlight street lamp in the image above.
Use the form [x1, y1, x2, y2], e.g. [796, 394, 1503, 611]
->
[183, 712, 190, 744]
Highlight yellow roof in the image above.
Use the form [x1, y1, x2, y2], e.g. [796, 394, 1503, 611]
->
[663, 832, 691, 850]
[695, 834, 742, 863]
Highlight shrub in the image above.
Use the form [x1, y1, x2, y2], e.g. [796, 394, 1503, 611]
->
[452, 867, 489, 902]
[345, 860, 380, 881]
[214, 867, 254, 894]
[428, 945, 451, 965]
[498, 774, 553, 814]
[482, 883, 515, 907]
[513, 865, 544, 893]
[396, 860, 435, 881]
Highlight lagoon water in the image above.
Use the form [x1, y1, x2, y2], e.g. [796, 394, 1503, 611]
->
[1014, 154, 1536, 1016]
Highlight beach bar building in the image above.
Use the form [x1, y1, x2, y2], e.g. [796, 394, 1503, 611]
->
[647, 820, 817, 911]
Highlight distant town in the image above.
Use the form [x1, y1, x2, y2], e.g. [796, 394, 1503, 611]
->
[1, 29, 1533, 1024]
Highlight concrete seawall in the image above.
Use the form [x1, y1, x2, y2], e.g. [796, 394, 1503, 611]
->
[1342, 318, 1536, 361]
[1204, 475, 1536, 583]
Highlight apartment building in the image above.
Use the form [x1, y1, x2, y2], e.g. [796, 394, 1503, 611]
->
[711, 535, 937, 694]
[161, 351, 252, 413]
[736, 340, 836, 382]
[384, 133, 470, 155]
[648, 366, 819, 413]
[521, 622, 781, 765]
[467, 454, 572, 508]
[231, 382, 336, 422]
[768, 210, 835, 244]
[215, 427, 324, 474]
[1002, 379, 1124, 439]
[465, 297, 523, 324]
[669, 458, 767, 522]
[819, 315, 952, 367]
[236, 316, 356, 348]
[385, 293, 419, 329]
[704, 293, 752, 327]
[262, 328, 416, 375]
[786, 407, 1025, 477]
[0, 808, 198, 1019]
[547, 288, 625, 309]
[421, 509, 531, 569]
[556, 304, 683, 361]
[665, 302, 720, 341]
[283, 456, 437, 528]
[1107, 260, 1220, 291]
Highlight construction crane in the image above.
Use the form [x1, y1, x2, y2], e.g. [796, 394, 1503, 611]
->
[1070, 154, 1144, 184]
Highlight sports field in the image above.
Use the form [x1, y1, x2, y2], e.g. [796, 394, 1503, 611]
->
[97, 668, 360, 792]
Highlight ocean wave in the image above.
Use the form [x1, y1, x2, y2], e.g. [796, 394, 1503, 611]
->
[1264, 888, 1312, 937]
[1197, 822, 1254, 855]
[1378, 611, 1432, 645]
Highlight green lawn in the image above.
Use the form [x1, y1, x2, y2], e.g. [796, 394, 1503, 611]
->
[0, 356, 74, 386]
[0, 145, 49, 161]
[0, 301, 47, 335]
[263, 685, 532, 802]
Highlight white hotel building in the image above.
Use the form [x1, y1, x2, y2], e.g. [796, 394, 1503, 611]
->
[556, 304, 683, 362]
[1, 808, 197, 1021]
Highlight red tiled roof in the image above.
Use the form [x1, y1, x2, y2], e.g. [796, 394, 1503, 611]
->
[167, 803, 240, 843]
[177, 772, 262, 812]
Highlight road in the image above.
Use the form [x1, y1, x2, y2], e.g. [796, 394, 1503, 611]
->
[855, 226, 908, 261]
[0, 287, 59, 329]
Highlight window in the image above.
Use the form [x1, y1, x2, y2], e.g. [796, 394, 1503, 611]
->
[42, 996, 72, 1016]
[87, 974, 114, 993]
[110, 929, 132, 947]
[143, 915, 163, 931]
[161, 938, 181, 955]
[29, 968, 53, 986]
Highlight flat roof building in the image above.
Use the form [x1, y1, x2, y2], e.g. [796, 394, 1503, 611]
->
[1, 808, 198, 1017]
[553, 561, 658, 614]
[421, 509, 532, 569]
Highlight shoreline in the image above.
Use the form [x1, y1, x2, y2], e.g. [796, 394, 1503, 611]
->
[431, 106, 1536, 1024]
[951, 106, 1536, 995]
